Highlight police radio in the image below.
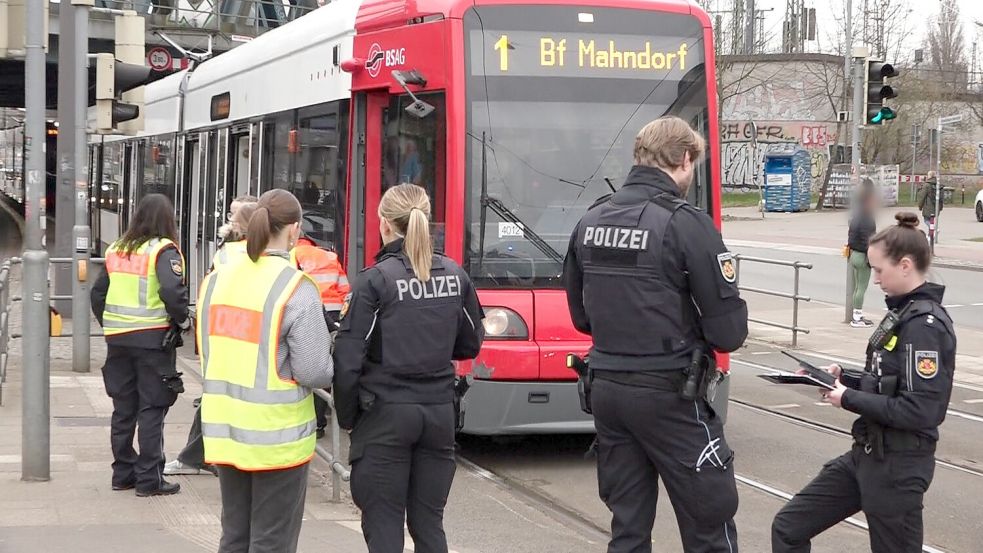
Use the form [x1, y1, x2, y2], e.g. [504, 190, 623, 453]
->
[868, 302, 913, 351]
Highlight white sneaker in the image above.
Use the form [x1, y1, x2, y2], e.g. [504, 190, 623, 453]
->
[850, 319, 873, 328]
[163, 459, 203, 476]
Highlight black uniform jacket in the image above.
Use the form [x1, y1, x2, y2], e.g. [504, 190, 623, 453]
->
[91, 242, 190, 349]
[842, 282, 956, 442]
[332, 239, 484, 429]
[564, 166, 748, 368]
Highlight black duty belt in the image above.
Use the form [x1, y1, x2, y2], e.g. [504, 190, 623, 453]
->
[592, 369, 685, 392]
[853, 431, 936, 454]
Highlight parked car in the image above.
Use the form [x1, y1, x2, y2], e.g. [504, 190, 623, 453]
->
[976, 188, 983, 222]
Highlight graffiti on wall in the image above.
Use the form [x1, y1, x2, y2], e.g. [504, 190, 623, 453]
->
[721, 121, 835, 188]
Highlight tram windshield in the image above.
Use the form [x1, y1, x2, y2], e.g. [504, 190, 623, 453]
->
[464, 5, 711, 288]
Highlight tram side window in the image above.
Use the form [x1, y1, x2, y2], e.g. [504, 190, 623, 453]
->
[100, 142, 124, 213]
[295, 104, 348, 254]
[141, 135, 176, 202]
[271, 111, 294, 189]
[381, 93, 446, 252]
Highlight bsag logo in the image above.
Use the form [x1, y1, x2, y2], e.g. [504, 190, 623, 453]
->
[365, 43, 406, 78]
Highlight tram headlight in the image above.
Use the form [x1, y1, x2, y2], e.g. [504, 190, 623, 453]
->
[481, 307, 528, 340]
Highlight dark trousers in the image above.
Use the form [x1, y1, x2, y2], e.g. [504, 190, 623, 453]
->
[177, 397, 205, 467]
[592, 378, 739, 553]
[217, 463, 310, 553]
[101, 345, 178, 491]
[349, 402, 457, 553]
[772, 446, 935, 553]
[314, 394, 328, 431]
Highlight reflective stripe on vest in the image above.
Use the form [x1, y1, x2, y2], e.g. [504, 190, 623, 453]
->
[103, 238, 177, 336]
[290, 245, 350, 308]
[198, 255, 316, 471]
[212, 241, 248, 271]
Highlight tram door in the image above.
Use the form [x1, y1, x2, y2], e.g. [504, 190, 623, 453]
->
[226, 125, 251, 212]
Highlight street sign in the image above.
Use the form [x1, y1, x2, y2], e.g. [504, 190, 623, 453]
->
[939, 114, 963, 126]
[147, 47, 172, 71]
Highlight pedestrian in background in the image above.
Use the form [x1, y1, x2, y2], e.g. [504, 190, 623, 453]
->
[91, 193, 190, 496]
[847, 179, 877, 328]
[198, 189, 333, 553]
[773, 212, 957, 553]
[164, 195, 258, 477]
[290, 231, 350, 438]
[917, 171, 942, 239]
[564, 117, 748, 553]
[334, 183, 484, 553]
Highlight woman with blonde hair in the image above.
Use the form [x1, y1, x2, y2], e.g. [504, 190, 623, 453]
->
[334, 183, 484, 553]
[198, 189, 333, 552]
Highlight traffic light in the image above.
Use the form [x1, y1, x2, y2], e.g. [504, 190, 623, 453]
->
[865, 59, 899, 125]
[94, 53, 152, 133]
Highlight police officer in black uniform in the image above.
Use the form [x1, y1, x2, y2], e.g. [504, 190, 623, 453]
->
[334, 183, 484, 553]
[91, 194, 190, 496]
[772, 212, 956, 553]
[564, 117, 748, 553]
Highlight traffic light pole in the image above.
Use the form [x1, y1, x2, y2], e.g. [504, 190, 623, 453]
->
[933, 116, 942, 254]
[72, 0, 93, 373]
[844, 51, 866, 324]
[23, 0, 51, 482]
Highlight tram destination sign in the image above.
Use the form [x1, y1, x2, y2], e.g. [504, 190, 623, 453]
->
[469, 30, 699, 80]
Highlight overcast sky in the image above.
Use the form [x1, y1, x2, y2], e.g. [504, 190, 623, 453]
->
[726, 0, 983, 58]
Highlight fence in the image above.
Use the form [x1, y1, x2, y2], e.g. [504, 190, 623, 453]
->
[733, 254, 812, 347]
[0, 254, 352, 498]
[92, 0, 321, 38]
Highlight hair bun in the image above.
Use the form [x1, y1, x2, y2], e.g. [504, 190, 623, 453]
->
[895, 211, 920, 229]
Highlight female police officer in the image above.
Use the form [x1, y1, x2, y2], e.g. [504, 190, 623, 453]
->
[91, 193, 190, 496]
[772, 212, 957, 553]
[333, 183, 484, 553]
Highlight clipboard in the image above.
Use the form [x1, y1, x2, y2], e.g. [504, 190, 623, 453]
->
[757, 372, 836, 390]
[781, 350, 837, 388]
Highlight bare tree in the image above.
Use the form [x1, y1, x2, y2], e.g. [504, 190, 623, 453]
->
[925, 0, 968, 90]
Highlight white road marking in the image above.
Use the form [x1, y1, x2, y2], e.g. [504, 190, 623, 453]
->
[769, 403, 800, 409]
[962, 399, 983, 404]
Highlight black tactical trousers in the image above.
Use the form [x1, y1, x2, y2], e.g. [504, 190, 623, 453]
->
[176, 397, 205, 468]
[772, 445, 935, 553]
[349, 402, 457, 553]
[101, 345, 178, 491]
[592, 378, 739, 553]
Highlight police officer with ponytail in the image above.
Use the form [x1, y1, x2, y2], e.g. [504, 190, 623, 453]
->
[564, 117, 748, 552]
[773, 212, 957, 553]
[334, 183, 484, 553]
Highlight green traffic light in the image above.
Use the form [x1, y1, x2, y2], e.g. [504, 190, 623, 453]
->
[870, 108, 897, 124]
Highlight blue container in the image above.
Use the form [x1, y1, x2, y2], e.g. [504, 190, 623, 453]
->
[762, 147, 812, 212]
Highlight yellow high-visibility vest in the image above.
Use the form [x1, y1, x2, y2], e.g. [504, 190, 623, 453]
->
[103, 238, 178, 336]
[211, 240, 248, 271]
[197, 254, 316, 471]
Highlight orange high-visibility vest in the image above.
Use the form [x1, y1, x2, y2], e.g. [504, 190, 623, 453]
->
[289, 245, 349, 311]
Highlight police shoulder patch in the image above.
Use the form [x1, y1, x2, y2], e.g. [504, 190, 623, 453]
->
[339, 292, 353, 320]
[717, 252, 737, 283]
[169, 258, 183, 277]
[915, 350, 939, 379]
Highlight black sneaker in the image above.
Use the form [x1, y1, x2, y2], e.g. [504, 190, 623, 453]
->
[317, 427, 326, 440]
[136, 480, 181, 497]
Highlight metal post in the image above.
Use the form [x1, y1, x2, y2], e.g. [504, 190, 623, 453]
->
[22, 0, 51, 482]
[934, 117, 942, 251]
[910, 125, 918, 202]
[54, 0, 77, 317]
[72, 0, 92, 373]
[330, 400, 342, 501]
[792, 264, 801, 347]
[845, 52, 865, 324]
[745, 0, 756, 54]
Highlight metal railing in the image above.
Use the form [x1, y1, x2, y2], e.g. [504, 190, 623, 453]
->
[8, 258, 106, 339]
[93, 0, 321, 38]
[734, 254, 812, 347]
[313, 389, 351, 501]
[0, 258, 12, 403]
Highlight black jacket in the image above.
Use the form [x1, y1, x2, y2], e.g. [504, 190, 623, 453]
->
[91, 243, 190, 350]
[847, 210, 876, 253]
[332, 239, 484, 429]
[842, 282, 956, 442]
[564, 166, 748, 370]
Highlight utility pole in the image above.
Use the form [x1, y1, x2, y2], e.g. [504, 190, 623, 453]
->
[72, 0, 93, 373]
[844, 49, 866, 324]
[910, 124, 919, 202]
[841, 0, 855, 323]
[54, 0, 77, 317]
[745, 0, 756, 54]
[23, 0, 51, 482]
[932, 114, 962, 254]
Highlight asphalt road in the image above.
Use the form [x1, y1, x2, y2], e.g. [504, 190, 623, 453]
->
[730, 245, 983, 331]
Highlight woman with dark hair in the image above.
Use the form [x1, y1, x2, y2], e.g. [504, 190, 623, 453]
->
[91, 193, 191, 497]
[773, 212, 957, 553]
[847, 179, 878, 328]
[197, 189, 333, 553]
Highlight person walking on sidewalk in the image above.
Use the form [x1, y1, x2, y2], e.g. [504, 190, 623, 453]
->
[164, 195, 258, 477]
[198, 189, 334, 553]
[917, 171, 943, 239]
[847, 180, 877, 328]
[334, 184, 484, 553]
[772, 212, 957, 553]
[91, 193, 190, 497]
[290, 232, 350, 439]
